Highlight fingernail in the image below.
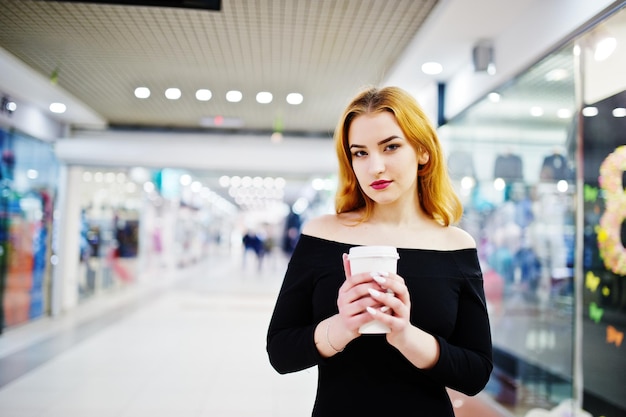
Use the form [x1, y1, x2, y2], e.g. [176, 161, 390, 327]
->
[370, 272, 386, 284]
[366, 306, 377, 315]
[386, 289, 394, 295]
[380, 306, 390, 313]
[368, 288, 382, 297]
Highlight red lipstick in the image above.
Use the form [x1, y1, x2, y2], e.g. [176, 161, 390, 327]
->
[370, 180, 391, 190]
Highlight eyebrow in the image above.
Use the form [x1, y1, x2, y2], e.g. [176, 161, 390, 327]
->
[349, 135, 401, 149]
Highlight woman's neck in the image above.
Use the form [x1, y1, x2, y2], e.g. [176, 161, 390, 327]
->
[368, 193, 425, 227]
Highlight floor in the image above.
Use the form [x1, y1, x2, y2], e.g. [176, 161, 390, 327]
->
[0, 248, 512, 417]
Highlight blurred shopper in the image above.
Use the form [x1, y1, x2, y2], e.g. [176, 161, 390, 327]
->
[242, 229, 264, 270]
[281, 209, 302, 256]
[267, 86, 493, 416]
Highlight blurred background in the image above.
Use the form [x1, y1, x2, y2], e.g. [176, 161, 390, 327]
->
[1, 1, 625, 416]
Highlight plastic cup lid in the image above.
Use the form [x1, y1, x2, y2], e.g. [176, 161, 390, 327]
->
[348, 245, 399, 259]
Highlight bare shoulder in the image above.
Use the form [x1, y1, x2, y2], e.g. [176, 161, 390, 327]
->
[301, 214, 341, 239]
[301, 212, 360, 242]
[443, 225, 477, 250]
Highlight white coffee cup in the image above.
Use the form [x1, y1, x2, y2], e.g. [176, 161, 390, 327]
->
[348, 245, 399, 334]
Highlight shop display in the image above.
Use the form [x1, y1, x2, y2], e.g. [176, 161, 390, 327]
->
[0, 129, 58, 330]
[540, 151, 573, 181]
[493, 151, 524, 182]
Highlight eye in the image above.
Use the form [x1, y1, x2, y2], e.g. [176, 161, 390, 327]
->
[352, 150, 367, 158]
[385, 143, 400, 152]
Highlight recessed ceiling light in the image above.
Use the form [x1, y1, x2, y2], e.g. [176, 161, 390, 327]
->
[4, 100, 17, 112]
[286, 93, 303, 105]
[582, 106, 598, 117]
[530, 106, 544, 117]
[594, 36, 617, 61]
[179, 174, 192, 186]
[274, 177, 286, 189]
[143, 182, 156, 193]
[421, 62, 443, 75]
[196, 89, 212, 101]
[134, 87, 150, 99]
[613, 107, 626, 118]
[219, 176, 230, 187]
[165, 88, 181, 100]
[545, 69, 569, 81]
[256, 91, 273, 104]
[226, 90, 242, 102]
[49, 102, 66, 113]
[488, 92, 500, 102]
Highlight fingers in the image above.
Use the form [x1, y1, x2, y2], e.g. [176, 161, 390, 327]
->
[338, 273, 388, 332]
[340, 253, 410, 332]
[365, 288, 407, 326]
[342, 253, 352, 278]
[370, 271, 407, 301]
[365, 275, 411, 330]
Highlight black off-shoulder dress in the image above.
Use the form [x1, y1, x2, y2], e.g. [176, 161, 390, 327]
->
[267, 234, 493, 416]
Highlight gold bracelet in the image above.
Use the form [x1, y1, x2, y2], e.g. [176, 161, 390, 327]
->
[326, 321, 345, 353]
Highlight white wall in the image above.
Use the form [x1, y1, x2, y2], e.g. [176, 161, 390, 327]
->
[55, 130, 337, 178]
[444, 0, 619, 120]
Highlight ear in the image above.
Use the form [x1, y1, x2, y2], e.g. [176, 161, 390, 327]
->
[418, 150, 430, 165]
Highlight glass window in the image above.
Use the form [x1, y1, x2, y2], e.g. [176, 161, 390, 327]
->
[0, 129, 59, 328]
[578, 6, 626, 417]
[440, 6, 626, 415]
[440, 43, 578, 416]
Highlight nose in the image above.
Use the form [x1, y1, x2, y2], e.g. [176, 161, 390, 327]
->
[368, 152, 385, 174]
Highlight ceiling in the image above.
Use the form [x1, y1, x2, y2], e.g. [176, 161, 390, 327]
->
[0, 0, 554, 136]
[0, 0, 440, 135]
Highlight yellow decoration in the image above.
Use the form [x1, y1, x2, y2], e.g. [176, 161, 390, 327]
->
[585, 271, 600, 292]
[597, 145, 626, 276]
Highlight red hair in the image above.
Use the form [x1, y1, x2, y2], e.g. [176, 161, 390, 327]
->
[334, 86, 462, 226]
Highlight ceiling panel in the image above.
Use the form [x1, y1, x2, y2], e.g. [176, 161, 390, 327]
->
[0, 0, 438, 133]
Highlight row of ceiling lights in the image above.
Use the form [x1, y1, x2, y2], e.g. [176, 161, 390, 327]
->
[485, 91, 625, 119]
[133, 87, 304, 105]
[6, 88, 306, 117]
[2, 96, 67, 115]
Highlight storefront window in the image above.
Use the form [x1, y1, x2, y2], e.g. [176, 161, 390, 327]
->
[440, 43, 578, 416]
[0, 129, 58, 330]
[74, 166, 239, 299]
[76, 167, 144, 299]
[578, 6, 626, 417]
[440, 6, 626, 416]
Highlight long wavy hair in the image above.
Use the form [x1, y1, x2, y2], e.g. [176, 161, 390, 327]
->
[334, 86, 462, 226]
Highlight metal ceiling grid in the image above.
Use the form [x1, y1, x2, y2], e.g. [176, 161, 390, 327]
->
[0, 0, 438, 133]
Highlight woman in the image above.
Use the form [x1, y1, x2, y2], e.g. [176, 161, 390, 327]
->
[266, 86, 493, 415]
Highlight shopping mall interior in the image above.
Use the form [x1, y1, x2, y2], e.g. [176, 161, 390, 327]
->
[1, 1, 625, 416]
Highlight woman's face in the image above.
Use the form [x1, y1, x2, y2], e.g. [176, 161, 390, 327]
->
[347, 111, 428, 207]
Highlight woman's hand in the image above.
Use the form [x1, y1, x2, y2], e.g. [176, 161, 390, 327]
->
[326, 253, 439, 368]
[336, 253, 387, 335]
[365, 267, 440, 369]
[364, 268, 412, 338]
[315, 253, 385, 357]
